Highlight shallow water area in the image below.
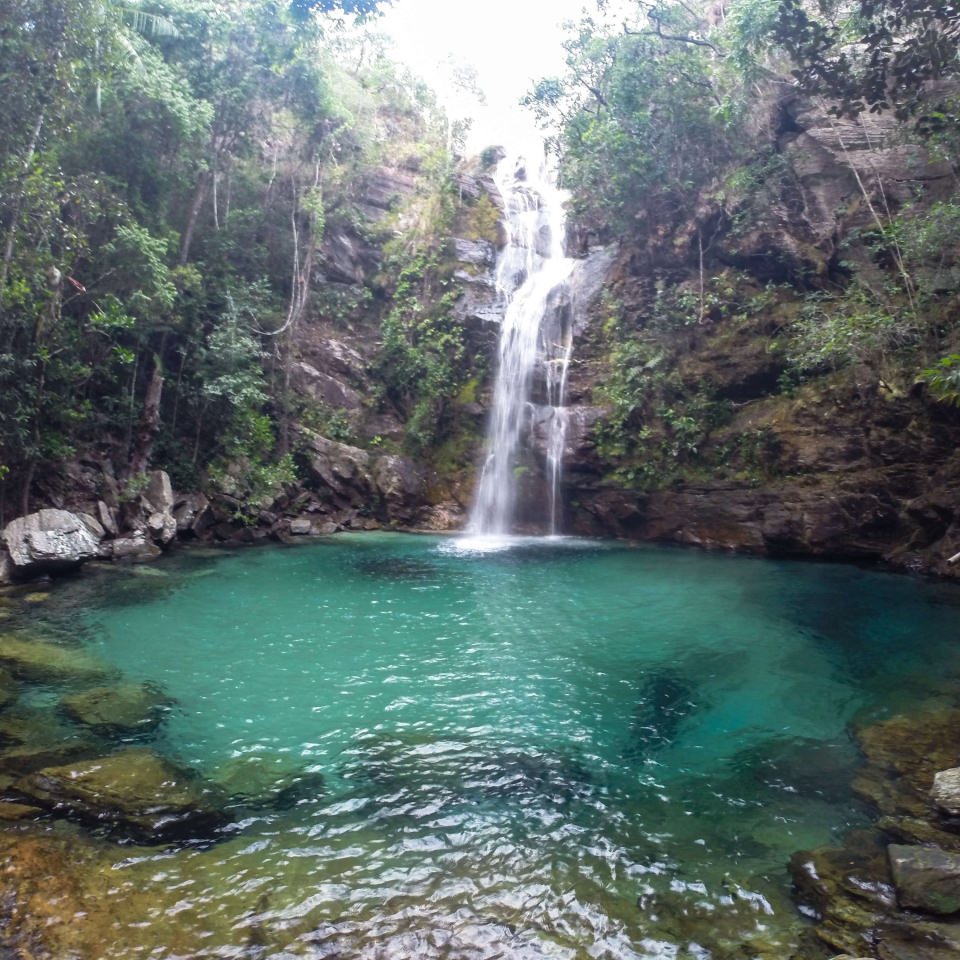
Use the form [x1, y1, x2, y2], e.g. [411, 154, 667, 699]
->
[6, 533, 960, 959]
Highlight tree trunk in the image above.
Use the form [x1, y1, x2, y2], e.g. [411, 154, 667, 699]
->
[129, 358, 164, 477]
[179, 172, 212, 265]
[0, 110, 45, 295]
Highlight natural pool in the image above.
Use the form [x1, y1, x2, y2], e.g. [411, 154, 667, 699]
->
[5, 532, 960, 959]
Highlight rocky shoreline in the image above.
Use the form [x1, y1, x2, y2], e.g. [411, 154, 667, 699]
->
[791, 707, 960, 960]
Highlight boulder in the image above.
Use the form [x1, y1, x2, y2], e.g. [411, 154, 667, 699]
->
[290, 361, 362, 411]
[96, 500, 119, 537]
[372, 455, 426, 522]
[143, 470, 174, 513]
[2, 509, 103, 576]
[104, 535, 162, 563]
[60, 684, 170, 737]
[14, 748, 230, 843]
[889, 844, 960, 915]
[289, 517, 312, 536]
[172, 492, 211, 536]
[314, 338, 367, 379]
[0, 635, 112, 684]
[302, 432, 372, 501]
[932, 769, 960, 816]
[415, 502, 465, 531]
[146, 510, 177, 545]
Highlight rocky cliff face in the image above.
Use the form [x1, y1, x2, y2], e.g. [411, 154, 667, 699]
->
[553, 89, 960, 578]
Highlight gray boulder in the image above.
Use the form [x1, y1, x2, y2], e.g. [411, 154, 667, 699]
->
[289, 517, 312, 536]
[146, 510, 177, 545]
[932, 768, 960, 815]
[143, 470, 174, 513]
[303, 432, 372, 500]
[290, 361, 362, 411]
[373, 455, 426, 523]
[105, 535, 162, 563]
[2, 509, 103, 576]
[172, 492, 211, 536]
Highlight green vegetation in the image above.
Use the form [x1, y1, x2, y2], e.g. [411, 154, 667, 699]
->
[530, 0, 960, 492]
[0, 0, 467, 522]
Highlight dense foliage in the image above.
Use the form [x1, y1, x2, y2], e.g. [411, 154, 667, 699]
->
[531, 0, 960, 490]
[0, 0, 462, 521]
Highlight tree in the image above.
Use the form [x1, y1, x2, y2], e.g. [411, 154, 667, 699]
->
[769, 0, 960, 120]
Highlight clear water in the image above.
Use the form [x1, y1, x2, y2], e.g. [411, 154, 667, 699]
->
[18, 534, 960, 959]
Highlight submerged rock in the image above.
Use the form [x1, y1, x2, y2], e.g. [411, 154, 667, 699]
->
[624, 669, 698, 759]
[0, 634, 113, 684]
[60, 683, 170, 737]
[3, 509, 103, 577]
[889, 844, 960, 915]
[14, 748, 230, 843]
[790, 708, 960, 956]
[0, 666, 18, 711]
[0, 800, 43, 821]
[210, 754, 324, 810]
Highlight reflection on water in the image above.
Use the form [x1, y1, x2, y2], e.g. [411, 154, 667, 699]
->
[4, 534, 960, 959]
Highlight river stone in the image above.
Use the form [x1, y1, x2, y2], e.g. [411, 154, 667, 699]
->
[889, 844, 960, 915]
[0, 635, 112, 684]
[14, 748, 230, 843]
[932, 769, 960, 816]
[2, 509, 103, 576]
[60, 684, 169, 737]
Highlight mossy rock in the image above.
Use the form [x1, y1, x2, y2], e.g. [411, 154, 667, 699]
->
[0, 738, 102, 777]
[0, 801, 43, 822]
[210, 753, 325, 810]
[0, 634, 114, 685]
[60, 684, 171, 737]
[14, 748, 231, 843]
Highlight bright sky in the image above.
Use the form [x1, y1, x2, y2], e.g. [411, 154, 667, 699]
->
[380, 0, 591, 151]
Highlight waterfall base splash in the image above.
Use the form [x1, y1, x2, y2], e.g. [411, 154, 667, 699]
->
[466, 152, 574, 538]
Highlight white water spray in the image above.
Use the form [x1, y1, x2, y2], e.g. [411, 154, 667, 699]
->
[467, 154, 575, 538]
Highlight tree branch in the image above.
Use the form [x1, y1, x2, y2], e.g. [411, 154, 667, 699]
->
[624, 14, 722, 57]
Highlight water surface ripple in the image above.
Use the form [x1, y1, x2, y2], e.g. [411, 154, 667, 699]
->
[21, 533, 960, 959]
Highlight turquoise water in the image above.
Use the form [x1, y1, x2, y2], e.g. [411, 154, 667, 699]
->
[27, 534, 960, 958]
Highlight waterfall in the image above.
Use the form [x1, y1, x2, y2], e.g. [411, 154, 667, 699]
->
[467, 154, 575, 538]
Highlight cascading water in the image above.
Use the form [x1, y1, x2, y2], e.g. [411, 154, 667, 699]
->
[467, 153, 575, 538]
